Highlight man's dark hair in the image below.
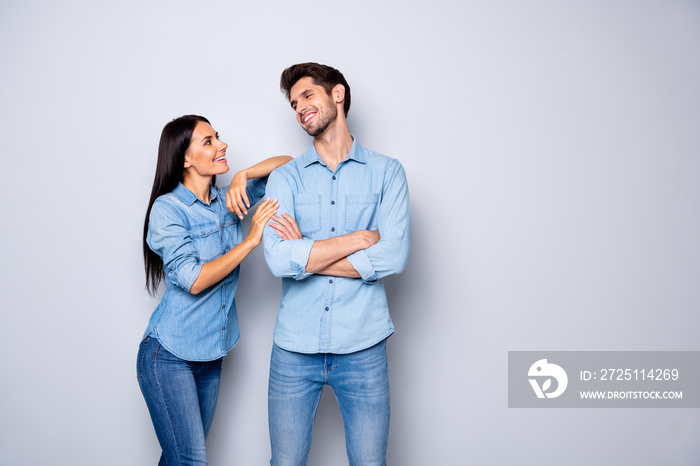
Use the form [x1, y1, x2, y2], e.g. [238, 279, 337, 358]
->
[280, 62, 351, 117]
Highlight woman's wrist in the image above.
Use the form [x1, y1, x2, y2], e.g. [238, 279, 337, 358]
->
[233, 169, 249, 182]
[240, 235, 260, 250]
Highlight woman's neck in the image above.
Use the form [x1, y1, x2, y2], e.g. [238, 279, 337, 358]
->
[182, 173, 213, 204]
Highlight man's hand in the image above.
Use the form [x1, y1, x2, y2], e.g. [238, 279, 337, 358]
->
[226, 170, 251, 219]
[269, 213, 303, 240]
[352, 229, 380, 249]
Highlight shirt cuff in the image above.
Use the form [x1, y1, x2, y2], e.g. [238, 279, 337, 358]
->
[347, 250, 378, 284]
[290, 239, 314, 280]
[178, 262, 204, 292]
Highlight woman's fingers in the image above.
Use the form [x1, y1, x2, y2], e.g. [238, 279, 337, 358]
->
[252, 198, 278, 223]
[226, 188, 249, 218]
[226, 190, 243, 218]
[243, 201, 301, 242]
[238, 190, 251, 214]
[241, 190, 251, 209]
[227, 171, 250, 217]
[247, 199, 278, 242]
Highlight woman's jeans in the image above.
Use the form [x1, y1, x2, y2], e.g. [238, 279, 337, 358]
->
[137, 337, 223, 466]
[268, 340, 390, 466]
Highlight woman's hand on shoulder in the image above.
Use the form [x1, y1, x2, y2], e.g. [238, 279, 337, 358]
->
[226, 170, 250, 219]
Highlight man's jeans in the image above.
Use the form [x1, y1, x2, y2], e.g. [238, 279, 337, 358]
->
[137, 336, 223, 466]
[268, 340, 390, 466]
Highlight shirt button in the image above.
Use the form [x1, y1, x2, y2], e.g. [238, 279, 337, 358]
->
[324, 307, 329, 311]
[331, 227, 335, 232]
[329, 279, 333, 284]
[331, 200, 335, 205]
[332, 176, 336, 180]
[221, 304, 225, 309]
[221, 326, 225, 330]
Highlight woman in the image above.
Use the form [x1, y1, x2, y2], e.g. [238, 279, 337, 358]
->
[137, 115, 290, 465]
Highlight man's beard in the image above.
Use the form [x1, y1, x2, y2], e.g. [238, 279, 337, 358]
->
[305, 101, 338, 137]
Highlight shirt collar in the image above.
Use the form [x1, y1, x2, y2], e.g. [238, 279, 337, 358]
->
[301, 136, 366, 168]
[173, 182, 218, 206]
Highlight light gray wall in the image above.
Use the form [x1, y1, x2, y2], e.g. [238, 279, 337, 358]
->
[1, 1, 699, 465]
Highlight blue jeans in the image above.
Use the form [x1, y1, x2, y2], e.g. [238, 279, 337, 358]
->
[268, 340, 390, 466]
[137, 337, 223, 465]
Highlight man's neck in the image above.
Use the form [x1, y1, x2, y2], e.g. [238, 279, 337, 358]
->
[313, 118, 353, 172]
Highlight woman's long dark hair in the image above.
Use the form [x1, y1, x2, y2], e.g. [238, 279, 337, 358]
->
[143, 115, 211, 295]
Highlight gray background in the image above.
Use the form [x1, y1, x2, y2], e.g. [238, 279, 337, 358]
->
[1, 0, 699, 465]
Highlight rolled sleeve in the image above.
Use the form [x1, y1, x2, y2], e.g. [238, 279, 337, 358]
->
[290, 239, 315, 280]
[264, 230, 315, 279]
[347, 250, 378, 284]
[361, 159, 411, 279]
[147, 201, 203, 292]
[263, 169, 314, 280]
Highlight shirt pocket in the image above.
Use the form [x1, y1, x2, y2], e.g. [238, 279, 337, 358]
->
[188, 222, 222, 262]
[293, 193, 322, 236]
[344, 193, 380, 233]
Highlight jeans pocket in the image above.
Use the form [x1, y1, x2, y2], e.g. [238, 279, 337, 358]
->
[136, 337, 150, 381]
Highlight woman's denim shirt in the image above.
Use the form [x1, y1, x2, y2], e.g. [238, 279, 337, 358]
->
[143, 180, 266, 361]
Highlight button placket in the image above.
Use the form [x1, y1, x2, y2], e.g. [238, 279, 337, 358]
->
[221, 304, 226, 330]
[330, 172, 338, 235]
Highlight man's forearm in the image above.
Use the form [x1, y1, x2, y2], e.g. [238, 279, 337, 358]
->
[305, 231, 377, 273]
[314, 258, 361, 278]
[305, 235, 363, 273]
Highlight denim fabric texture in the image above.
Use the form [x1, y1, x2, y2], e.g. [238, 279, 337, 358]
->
[137, 337, 223, 466]
[143, 179, 266, 361]
[268, 340, 390, 466]
[263, 139, 410, 354]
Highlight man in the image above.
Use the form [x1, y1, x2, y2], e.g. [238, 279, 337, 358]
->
[262, 62, 410, 465]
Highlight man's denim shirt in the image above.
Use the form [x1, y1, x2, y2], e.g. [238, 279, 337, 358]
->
[143, 180, 266, 361]
[263, 139, 410, 354]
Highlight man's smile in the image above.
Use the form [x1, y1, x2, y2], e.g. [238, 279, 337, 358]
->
[302, 112, 316, 124]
